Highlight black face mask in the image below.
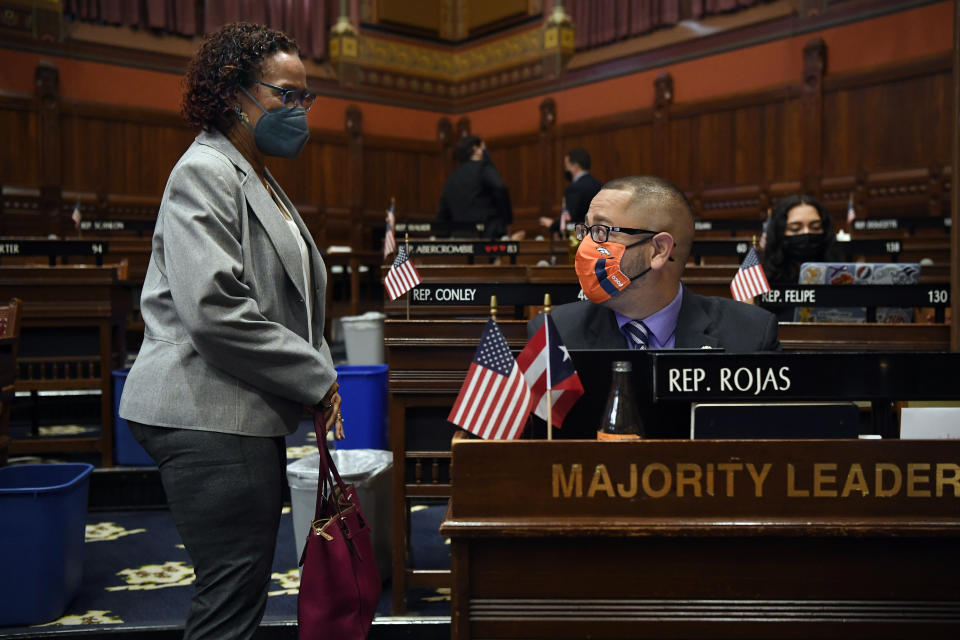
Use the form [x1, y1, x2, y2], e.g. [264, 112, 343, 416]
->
[782, 233, 827, 262]
[563, 170, 573, 182]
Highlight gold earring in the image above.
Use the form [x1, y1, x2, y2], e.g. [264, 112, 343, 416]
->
[234, 104, 250, 124]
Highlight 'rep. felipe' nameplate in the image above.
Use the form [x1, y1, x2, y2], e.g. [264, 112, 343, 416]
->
[406, 241, 518, 256]
[410, 282, 582, 305]
[759, 284, 950, 307]
[647, 351, 960, 402]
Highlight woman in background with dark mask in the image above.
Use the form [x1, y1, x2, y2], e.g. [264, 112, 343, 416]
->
[761, 195, 846, 284]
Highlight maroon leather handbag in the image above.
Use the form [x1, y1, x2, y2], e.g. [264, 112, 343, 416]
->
[298, 411, 380, 639]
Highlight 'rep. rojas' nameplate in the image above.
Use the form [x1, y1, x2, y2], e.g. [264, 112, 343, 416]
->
[648, 351, 960, 402]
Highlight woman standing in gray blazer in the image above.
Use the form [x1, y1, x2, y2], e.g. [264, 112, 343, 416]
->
[119, 23, 342, 639]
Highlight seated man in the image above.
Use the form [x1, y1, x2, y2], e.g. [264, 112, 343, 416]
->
[530, 175, 779, 351]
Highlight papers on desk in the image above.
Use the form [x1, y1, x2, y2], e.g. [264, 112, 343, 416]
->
[900, 408, 960, 439]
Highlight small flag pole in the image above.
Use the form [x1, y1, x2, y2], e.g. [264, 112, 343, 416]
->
[751, 234, 757, 249]
[544, 293, 553, 441]
[404, 232, 410, 321]
[490, 295, 497, 322]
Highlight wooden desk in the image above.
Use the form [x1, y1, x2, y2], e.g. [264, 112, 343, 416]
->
[0, 266, 130, 466]
[442, 439, 960, 639]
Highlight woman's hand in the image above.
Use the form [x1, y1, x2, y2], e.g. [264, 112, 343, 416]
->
[317, 383, 345, 440]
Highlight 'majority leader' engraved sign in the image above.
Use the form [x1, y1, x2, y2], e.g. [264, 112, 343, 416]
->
[552, 460, 960, 499]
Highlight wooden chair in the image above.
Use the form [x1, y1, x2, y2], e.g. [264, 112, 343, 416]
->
[0, 297, 22, 466]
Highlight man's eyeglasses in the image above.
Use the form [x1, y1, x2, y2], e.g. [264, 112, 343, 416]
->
[575, 223, 661, 244]
[259, 81, 315, 111]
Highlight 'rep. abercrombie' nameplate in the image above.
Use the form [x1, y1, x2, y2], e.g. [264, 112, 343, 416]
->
[407, 241, 518, 256]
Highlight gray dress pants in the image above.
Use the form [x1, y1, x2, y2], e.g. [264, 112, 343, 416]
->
[129, 422, 286, 640]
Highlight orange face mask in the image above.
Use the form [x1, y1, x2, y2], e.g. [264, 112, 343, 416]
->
[574, 235, 653, 304]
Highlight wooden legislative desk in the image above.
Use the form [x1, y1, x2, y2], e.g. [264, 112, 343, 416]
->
[385, 320, 952, 612]
[0, 265, 130, 466]
[442, 439, 960, 639]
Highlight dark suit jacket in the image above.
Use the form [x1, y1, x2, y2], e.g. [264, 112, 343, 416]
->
[528, 285, 780, 352]
[437, 160, 512, 238]
[550, 172, 603, 233]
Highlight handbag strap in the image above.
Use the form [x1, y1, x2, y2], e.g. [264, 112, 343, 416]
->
[312, 409, 350, 518]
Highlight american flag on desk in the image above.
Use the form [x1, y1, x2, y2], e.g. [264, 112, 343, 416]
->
[383, 200, 397, 258]
[730, 246, 770, 302]
[517, 313, 583, 428]
[383, 243, 420, 301]
[71, 202, 83, 229]
[448, 318, 534, 440]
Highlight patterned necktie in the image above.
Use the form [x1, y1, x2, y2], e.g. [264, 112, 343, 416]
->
[624, 320, 650, 350]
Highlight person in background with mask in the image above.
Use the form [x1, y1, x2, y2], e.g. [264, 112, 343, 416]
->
[529, 175, 779, 352]
[539, 147, 602, 237]
[118, 23, 342, 639]
[761, 195, 846, 285]
[438, 135, 513, 239]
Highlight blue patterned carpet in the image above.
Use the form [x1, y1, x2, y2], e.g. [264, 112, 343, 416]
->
[0, 420, 451, 635]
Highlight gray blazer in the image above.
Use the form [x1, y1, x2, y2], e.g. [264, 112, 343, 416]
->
[119, 130, 336, 436]
[528, 285, 780, 352]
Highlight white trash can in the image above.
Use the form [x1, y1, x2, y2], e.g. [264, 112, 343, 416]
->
[286, 449, 393, 580]
[340, 311, 386, 365]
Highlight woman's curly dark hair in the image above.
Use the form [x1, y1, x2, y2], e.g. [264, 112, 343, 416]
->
[182, 22, 299, 132]
[761, 194, 846, 284]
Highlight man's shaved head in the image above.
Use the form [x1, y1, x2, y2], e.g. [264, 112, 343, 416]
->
[600, 176, 694, 264]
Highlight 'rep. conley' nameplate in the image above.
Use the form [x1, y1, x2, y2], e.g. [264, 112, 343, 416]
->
[648, 352, 960, 402]
[446, 441, 960, 522]
[406, 241, 518, 256]
[409, 282, 582, 306]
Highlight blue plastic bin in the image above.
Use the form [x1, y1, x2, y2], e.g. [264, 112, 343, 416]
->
[0, 463, 94, 626]
[335, 364, 389, 450]
[113, 368, 154, 465]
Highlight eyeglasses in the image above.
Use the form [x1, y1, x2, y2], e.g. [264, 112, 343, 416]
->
[575, 223, 661, 244]
[258, 81, 315, 111]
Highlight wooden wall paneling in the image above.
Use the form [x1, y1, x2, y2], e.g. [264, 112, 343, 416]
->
[36, 62, 62, 237]
[346, 105, 365, 249]
[733, 104, 767, 186]
[488, 133, 542, 228]
[0, 95, 39, 188]
[538, 97, 557, 221]
[653, 73, 673, 179]
[697, 109, 737, 188]
[666, 115, 696, 196]
[59, 113, 107, 194]
[801, 37, 826, 197]
[766, 97, 804, 185]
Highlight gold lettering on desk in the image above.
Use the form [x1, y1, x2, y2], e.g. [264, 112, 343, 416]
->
[936, 463, 960, 497]
[787, 463, 809, 497]
[907, 463, 931, 498]
[840, 464, 870, 497]
[717, 462, 743, 497]
[876, 463, 902, 497]
[549, 462, 960, 500]
[676, 463, 702, 497]
[617, 464, 638, 498]
[552, 463, 582, 498]
[587, 464, 615, 498]
[642, 463, 672, 498]
[746, 463, 772, 497]
[813, 463, 838, 497]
